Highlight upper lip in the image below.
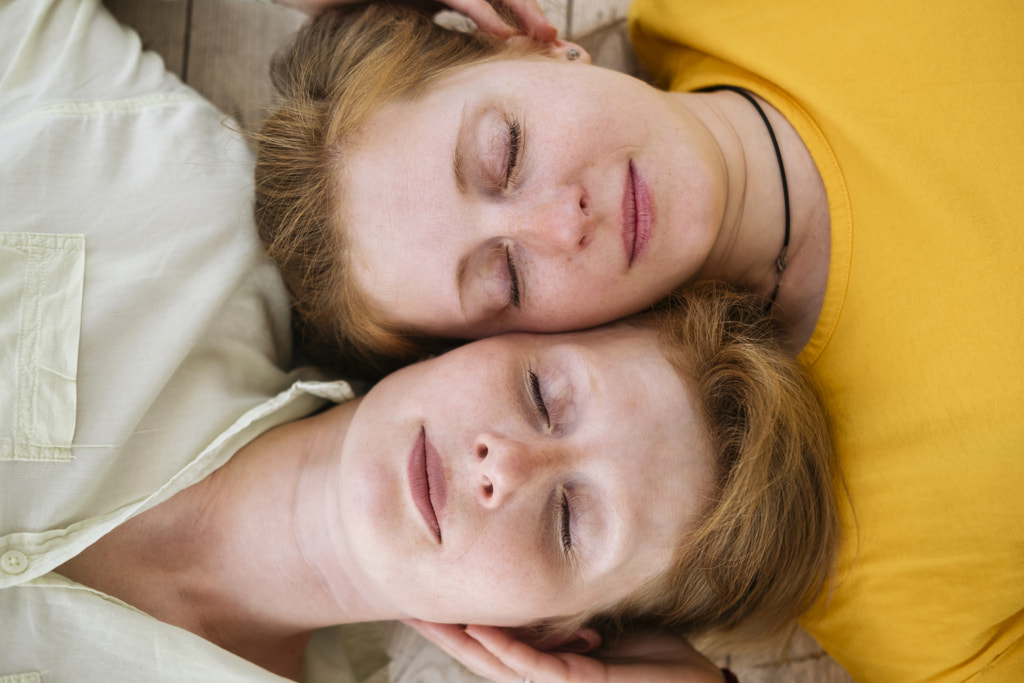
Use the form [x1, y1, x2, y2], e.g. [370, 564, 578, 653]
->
[408, 427, 446, 543]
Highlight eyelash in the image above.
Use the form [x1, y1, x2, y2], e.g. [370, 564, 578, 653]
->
[529, 370, 549, 426]
[496, 116, 524, 309]
[505, 244, 521, 308]
[560, 490, 573, 553]
[529, 370, 573, 554]
[504, 118, 522, 188]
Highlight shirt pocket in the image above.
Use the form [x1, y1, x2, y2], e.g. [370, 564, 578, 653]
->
[0, 674, 41, 683]
[0, 233, 84, 462]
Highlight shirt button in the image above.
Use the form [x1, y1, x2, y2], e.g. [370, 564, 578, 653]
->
[1, 549, 28, 575]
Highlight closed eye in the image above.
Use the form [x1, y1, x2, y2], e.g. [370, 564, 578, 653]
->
[529, 370, 549, 426]
[504, 118, 521, 188]
[505, 244, 521, 308]
[560, 490, 573, 553]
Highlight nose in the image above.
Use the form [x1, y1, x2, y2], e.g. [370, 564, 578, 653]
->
[517, 183, 592, 254]
[473, 432, 555, 508]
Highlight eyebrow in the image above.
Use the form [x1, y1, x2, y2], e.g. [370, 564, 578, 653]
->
[453, 104, 474, 314]
[456, 250, 471, 315]
[452, 105, 471, 196]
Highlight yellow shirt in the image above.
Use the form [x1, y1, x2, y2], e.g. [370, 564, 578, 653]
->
[630, 1, 1024, 680]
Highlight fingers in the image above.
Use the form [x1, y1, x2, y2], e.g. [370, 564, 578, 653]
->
[465, 625, 597, 683]
[441, 0, 513, 37]
[501, 0, 558, 41]
[402, 620, 524, 683]
[442, 0, 557, 41]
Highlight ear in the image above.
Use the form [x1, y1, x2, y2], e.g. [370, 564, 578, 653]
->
[548, 39, 592, 64]
[547, 626, 602, 653]
[505, 36, 592, 64]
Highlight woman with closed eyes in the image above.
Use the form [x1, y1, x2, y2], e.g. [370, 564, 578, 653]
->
[4, 281, 839, 682]
[0, 1, 838, 681]
[254, 2, 1024, 681]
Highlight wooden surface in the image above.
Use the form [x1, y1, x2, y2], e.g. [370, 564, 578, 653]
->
[104, 0, 638, 131]
[106, 0, 304, 130]
[101, 1, 853, 681]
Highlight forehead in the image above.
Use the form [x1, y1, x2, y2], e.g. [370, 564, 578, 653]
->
[566, 327, 709, 581]
[338, 75, 469, 322]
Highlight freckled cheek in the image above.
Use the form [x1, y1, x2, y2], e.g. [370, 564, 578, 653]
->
[455, 519, 544, 578]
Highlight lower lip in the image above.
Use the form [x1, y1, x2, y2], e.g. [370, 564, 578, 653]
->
[630, 161, 653, 264]
[407, 427, 443, 542]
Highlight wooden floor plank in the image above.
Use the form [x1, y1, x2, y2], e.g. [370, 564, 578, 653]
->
[186, 0, 305, 130]
[537, 0, 569, 37]
[104, 0, 189, 78]
[576, 19, 643, 76]
[711, 626, 855, 683]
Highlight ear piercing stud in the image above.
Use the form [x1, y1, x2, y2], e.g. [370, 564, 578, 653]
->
[566, 48, 581, 61]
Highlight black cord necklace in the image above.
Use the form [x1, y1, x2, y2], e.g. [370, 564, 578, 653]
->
[699, 85, 790, 304]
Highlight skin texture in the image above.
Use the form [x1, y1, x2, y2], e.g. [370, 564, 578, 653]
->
[336, 326, 714, 625]
[344, 57, 727, 338]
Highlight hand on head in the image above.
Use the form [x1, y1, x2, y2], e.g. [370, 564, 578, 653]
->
[403, 620, 725, 683]
[432, 0, 558, 41]
[276, 0, 558, 42]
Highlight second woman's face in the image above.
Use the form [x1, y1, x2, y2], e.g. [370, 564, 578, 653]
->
[343, 57, 727, 338]
[336, 325, 713, 626]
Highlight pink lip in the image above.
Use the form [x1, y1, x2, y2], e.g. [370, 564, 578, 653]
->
[407, 427, 446, 543]
[622, 160, 653, 266]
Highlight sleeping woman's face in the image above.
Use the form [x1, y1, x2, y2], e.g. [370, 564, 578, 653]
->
[343, 57, 728, 339]
[336, 325, 714, 626]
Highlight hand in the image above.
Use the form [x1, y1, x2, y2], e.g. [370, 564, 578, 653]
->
[276, 0, 558, 41]
[403, 619, 726, 683]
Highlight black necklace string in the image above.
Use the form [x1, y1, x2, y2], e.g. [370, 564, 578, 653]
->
[698, 85, 790, 304]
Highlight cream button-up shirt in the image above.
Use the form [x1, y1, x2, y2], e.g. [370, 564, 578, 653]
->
[0, 2, 482, 680]
[0, 0, 366, 679]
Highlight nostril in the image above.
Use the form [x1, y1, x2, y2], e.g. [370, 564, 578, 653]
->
[476, 443, 488, 459]
[481, 476, 494, 497]
[579, 194, 590, 215]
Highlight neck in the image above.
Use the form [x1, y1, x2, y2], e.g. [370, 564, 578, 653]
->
[58, 397, 399, 679]
[673, 89, 830, 349]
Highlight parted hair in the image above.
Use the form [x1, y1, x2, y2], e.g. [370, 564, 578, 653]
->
[522, 281, 840, 649]
[252, 2, 539, 380]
